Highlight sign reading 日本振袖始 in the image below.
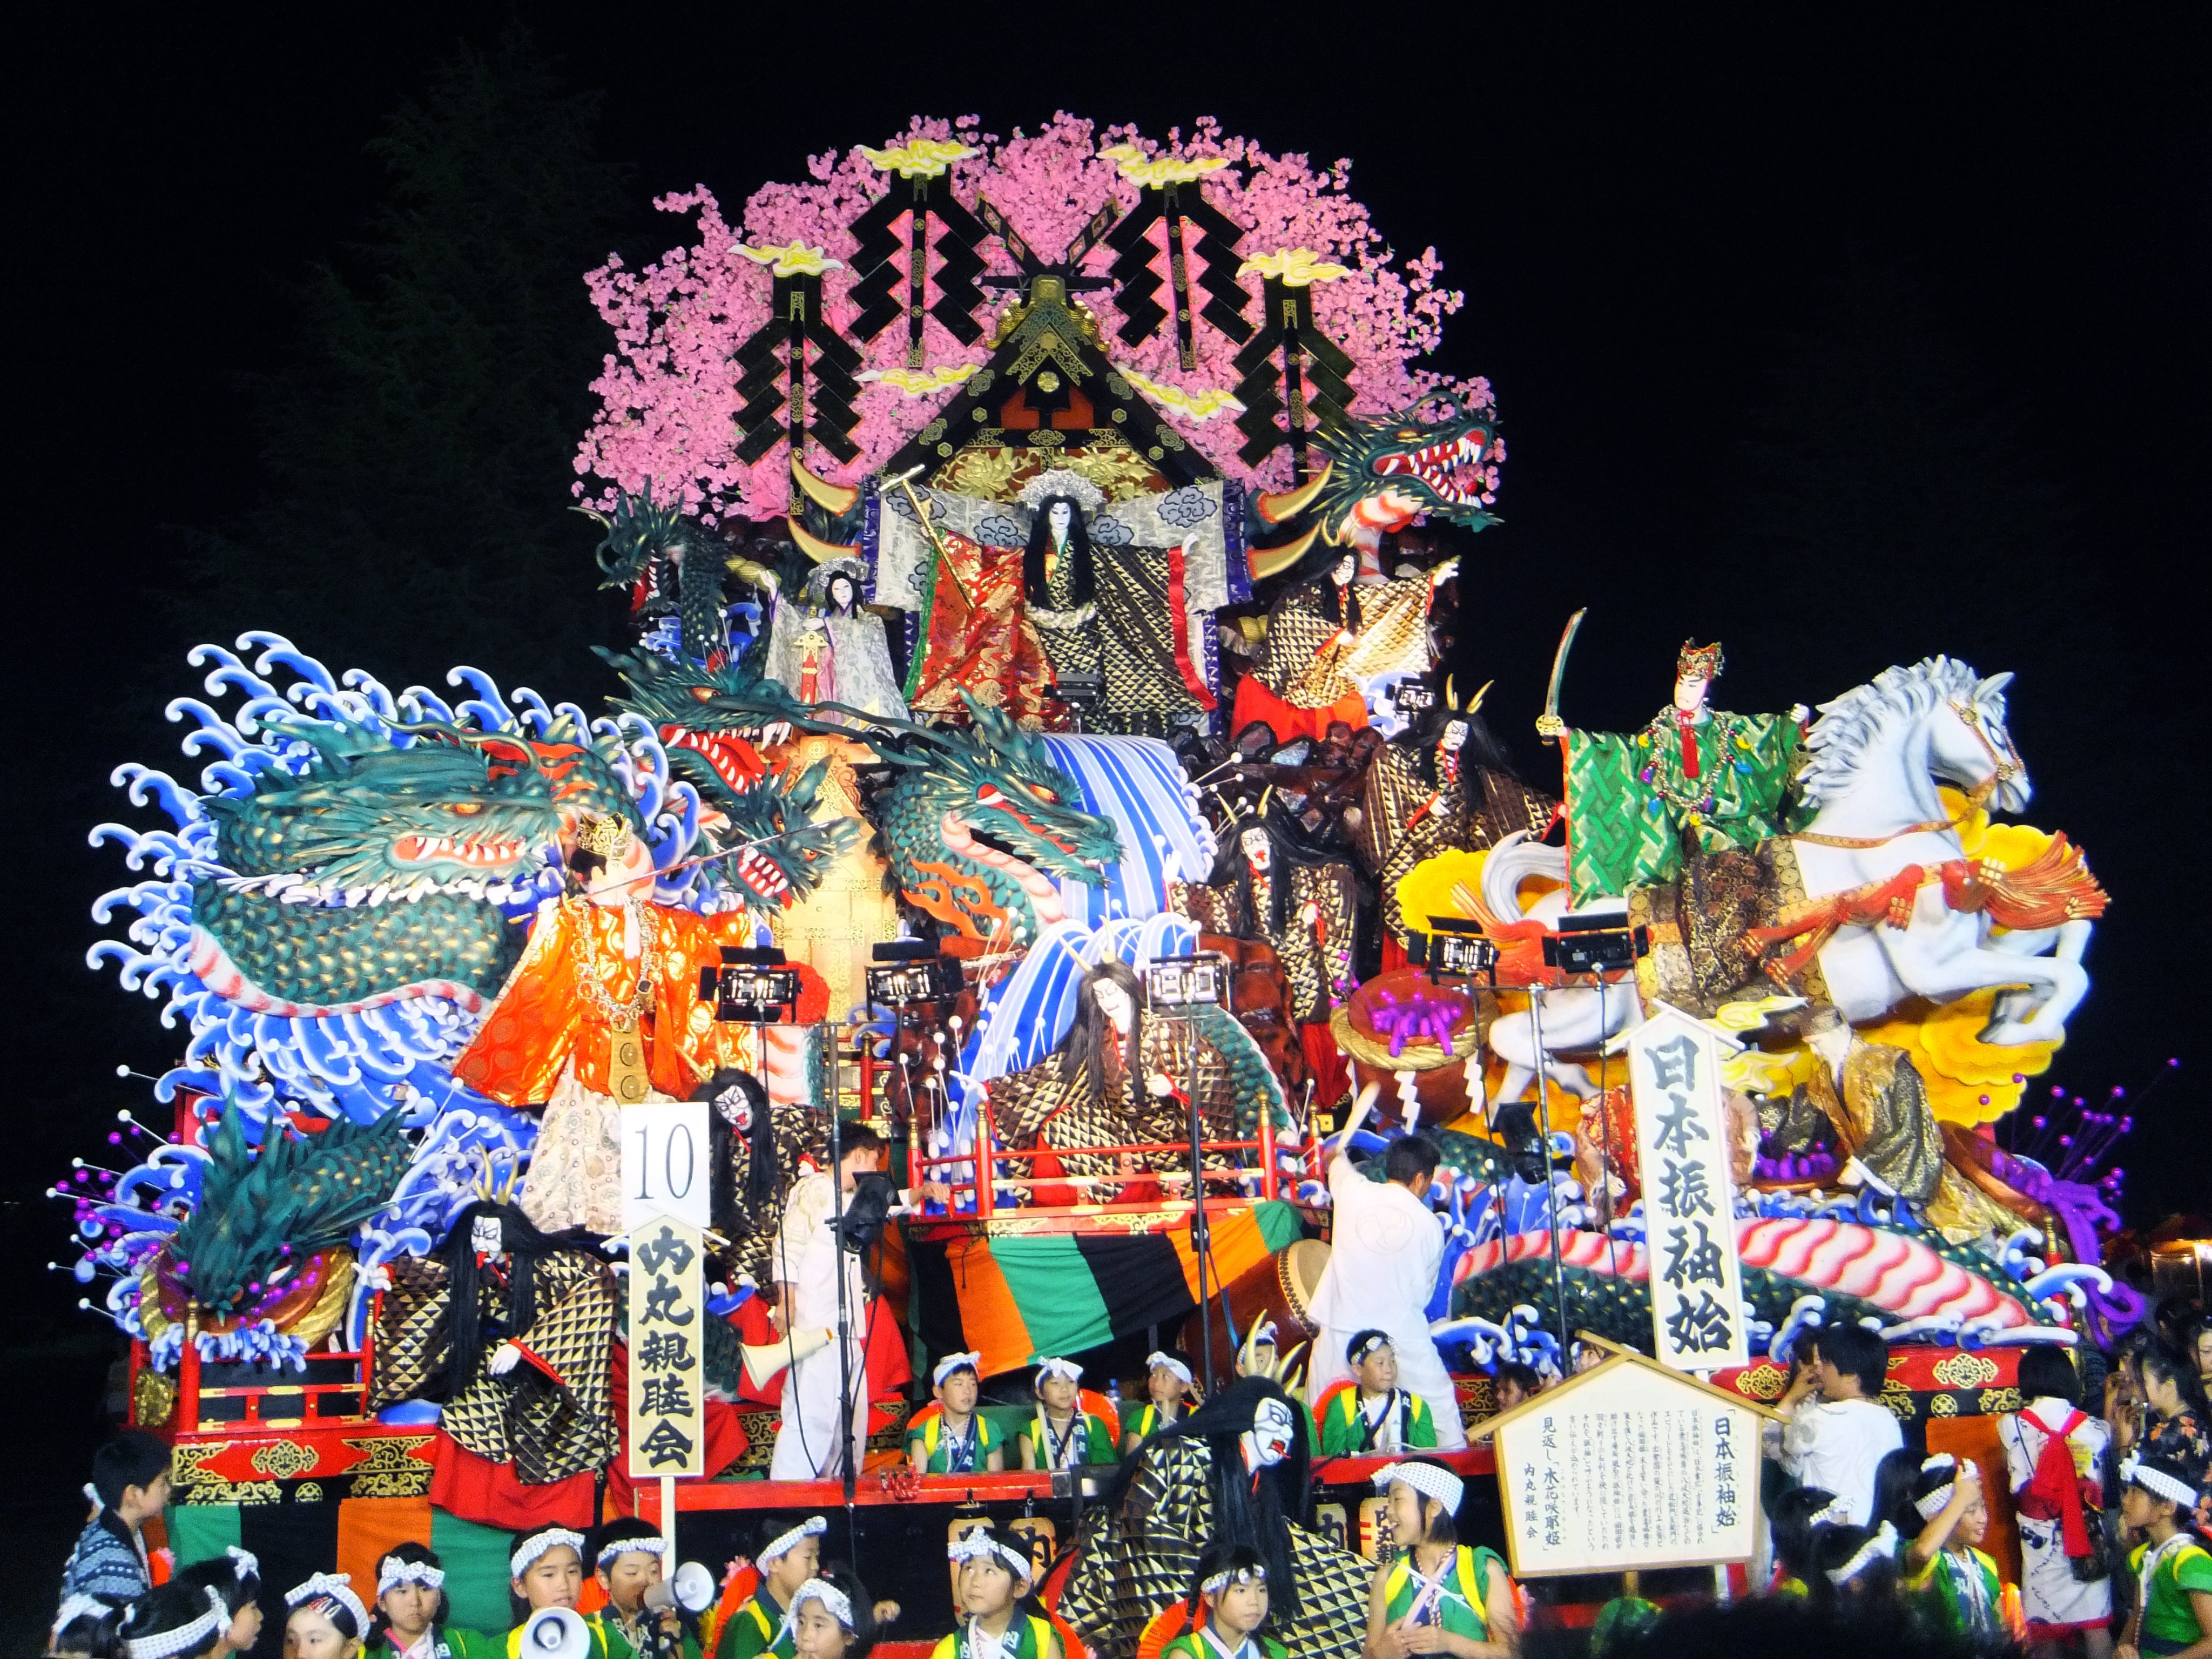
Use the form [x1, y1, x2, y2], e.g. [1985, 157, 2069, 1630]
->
[1489, 1348, 1775, 1576]
[1628, 1004, 1750, 1372]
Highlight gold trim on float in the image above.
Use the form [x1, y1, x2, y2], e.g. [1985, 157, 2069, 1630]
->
[1252, 458, 1332, 525]
[790, 455, 861, 514]
[1247, 524, 1321, 579]
[786, 514, 860, 565]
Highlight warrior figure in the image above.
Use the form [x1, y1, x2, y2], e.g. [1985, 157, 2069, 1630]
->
[983, 960, 1283, 1190]
[365, 1199, 618, 1493]
[1356, 687, 1554, 948]
[1540, 639, 1804, 907]
[1232, 549, 1456, 744]
[453, 815, 751, 1236]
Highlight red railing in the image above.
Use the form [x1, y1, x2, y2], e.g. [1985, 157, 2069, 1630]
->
[911, 1100, 1279, 1215]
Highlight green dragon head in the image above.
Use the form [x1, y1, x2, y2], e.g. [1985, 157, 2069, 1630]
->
[203, 725, 578, 902]
[874, 694, 1122, 939]
[164, 1102, 410, 1318]
[598, 643, 808, 797]
[1312, 395, 1503, 542]
[696, 755, 862, 916]
[586, 490, 734, 667]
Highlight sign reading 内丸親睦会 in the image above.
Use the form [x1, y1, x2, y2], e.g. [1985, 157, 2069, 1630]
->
[625, 1102, 709, 1480]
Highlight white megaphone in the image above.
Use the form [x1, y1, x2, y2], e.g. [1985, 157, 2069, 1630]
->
[740, 1325, 832, 1394]
[520, 1607, 592, 1659]
[671, 1561, 717, 1615]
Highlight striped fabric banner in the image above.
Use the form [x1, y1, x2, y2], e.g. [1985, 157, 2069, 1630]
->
[1042, 735, 1216, 927]
[911, 1200, 1304, 1377]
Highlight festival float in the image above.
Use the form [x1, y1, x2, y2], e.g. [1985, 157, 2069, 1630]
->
[66, 114, 2129, 1648]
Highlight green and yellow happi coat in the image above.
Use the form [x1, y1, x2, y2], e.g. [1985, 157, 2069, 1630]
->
[1562, 706, 1803, 906]
[1379, 1546, 1509, 1644]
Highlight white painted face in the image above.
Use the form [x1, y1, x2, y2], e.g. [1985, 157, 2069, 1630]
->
[1091, 979, 1134, 1034]
[1441, 720, 1468, 753]
[1673, 671, 1710, 714]
[1244, 1398, 1296, 1468]
[1332, 554, 1356, 585]
[470, 1215, 503, 1257]
[828, 577, 854, 609]
[1048, 501, 1075, 541]
[1239, 828, 1271, 869]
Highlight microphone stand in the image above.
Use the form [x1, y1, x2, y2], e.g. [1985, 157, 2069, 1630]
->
[824, 1020, 859, 1527]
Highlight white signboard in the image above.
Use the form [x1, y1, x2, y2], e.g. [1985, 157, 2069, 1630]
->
[1628, 1005, 1750, 1371]
[622, 1101, 711, 1235]
[1493, 1357, 1761, 1575]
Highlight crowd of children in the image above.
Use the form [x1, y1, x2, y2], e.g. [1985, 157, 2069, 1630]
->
[49, 1293, 2212, 1659]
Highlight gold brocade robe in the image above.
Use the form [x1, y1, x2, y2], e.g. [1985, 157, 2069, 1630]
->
[987, 1024, 1241, 1182]
[1251, 576, 1432, 710]
[454, 896, 748, 1106]
[364, 1249, 617, 1483]
[1177, 861, 1359, 1026]
[1793, 1041, 2017, 1245]
[1356, 745, 1555, 942]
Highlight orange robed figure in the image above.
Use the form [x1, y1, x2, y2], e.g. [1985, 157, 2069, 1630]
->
[456, 813, 749, 1235]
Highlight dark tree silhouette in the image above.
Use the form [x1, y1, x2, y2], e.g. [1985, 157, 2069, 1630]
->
[180, 26, 631, 693]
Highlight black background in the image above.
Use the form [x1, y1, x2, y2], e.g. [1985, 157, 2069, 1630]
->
[9, 5, 2206, 1641]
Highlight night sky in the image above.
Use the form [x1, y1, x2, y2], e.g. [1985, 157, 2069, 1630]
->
[5, 5, 2204, 1592]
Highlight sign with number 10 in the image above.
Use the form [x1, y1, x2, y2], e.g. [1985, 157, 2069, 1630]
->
[622, 1101, 711, 1236]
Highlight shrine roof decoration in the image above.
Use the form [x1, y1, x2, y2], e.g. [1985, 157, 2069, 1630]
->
[576, 113, 1488, 522]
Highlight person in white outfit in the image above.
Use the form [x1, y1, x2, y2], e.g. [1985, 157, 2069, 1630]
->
[1305, 1087, 1467, 1450]
[767, 1127, 947, 1479]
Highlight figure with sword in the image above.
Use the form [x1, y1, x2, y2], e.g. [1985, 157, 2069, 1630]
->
[1535, 615, 1808, 907]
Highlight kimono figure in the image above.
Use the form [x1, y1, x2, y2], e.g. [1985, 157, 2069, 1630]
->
[1356, 697, 1555, 948]
[454, 815, 751, 1236]
[763, 559, 909, 721]
[1018, 470, 1216, 737]
[982, 961, 1284, 1190]
[1178, 803, 1364, 1108]
[905, 528, 1057, 725]
[365, 1201, 618, 1487]
[1231, 550, 1455, 744]
[1060, 1380, 1370, 1659]
[1541, 639, 1805, 907]
[704, 1068, 820, 1293]
[1777, 1007, 2018, 1244]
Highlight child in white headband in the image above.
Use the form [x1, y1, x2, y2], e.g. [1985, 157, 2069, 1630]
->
[1320, 1331, 1437, 1454]
[1019, 1359, 1111, 1473]
[505, 1526, 587, 1638]
[725, 1516, 828, 1659]
[1899, 1454, 2015, 1646]
[172, 1550, 263, 1658]
[2119, 1452, 2212, 1659]
[113, 1582, 231, 1659]
[909, 1353, 1003, 1475]
[590, 1518, 684, 1657]
[1237, 1321, 1280, 1380]
[791, 1563, 880, 1659]
[938, 1530, 1058, 1659]
[1368, 1458, 1518, 1651]
[1162, 1542, 1282, 1659]
[369, 1542, 448, 1659]
[284, 1574, 370, 1659]
[1124, 1351, 1198, 1452]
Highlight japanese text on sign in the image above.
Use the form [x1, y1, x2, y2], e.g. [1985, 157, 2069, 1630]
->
[1492, 1359, 1763, 1575]
[627, 1217, 706, 1478]
[1628, 1007, 1749, 1370]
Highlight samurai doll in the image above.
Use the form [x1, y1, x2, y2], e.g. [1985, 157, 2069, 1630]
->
[702, 1066, 821, 1290]
[1060, 1378, 1371, 1659]
[365, 1198, 618, 1488]
[1018, 469, 1216, 737]
[453, 814, 751, 1236]
[1230, 547, 1457, 744]
[762, 557, 909, 721]
[982, 960, 1286, 1190]
[1178, 799, 1365, 1105]
[1356, 689, 1556, 949]
[1540, 638, 1806, 907]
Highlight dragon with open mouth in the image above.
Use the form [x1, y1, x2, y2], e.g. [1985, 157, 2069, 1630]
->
[869, 696, 1124, 946]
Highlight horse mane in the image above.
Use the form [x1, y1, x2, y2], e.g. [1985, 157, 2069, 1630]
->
[1800, 656, 2002, 806]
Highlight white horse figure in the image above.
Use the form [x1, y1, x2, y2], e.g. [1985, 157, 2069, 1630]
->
[1484, 657, 2094, 1102]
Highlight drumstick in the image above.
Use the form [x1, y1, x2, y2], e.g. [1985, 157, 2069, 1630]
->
[1331, 1082, 1380, 1157]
